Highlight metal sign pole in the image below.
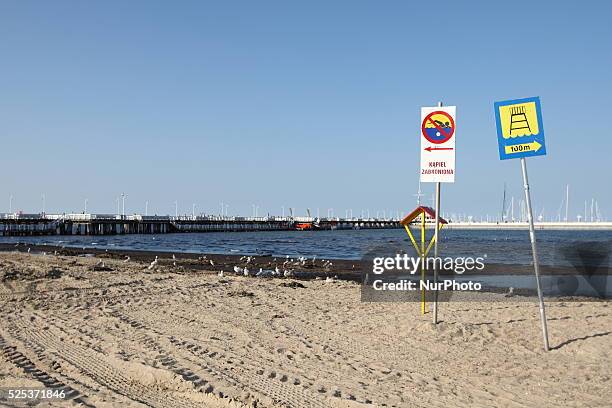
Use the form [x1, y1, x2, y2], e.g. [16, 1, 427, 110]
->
[432, 100, 442, 324]
[433, 102, 442, 324]
[433, 181, 440, 324]
[520, 157, 550, 351]
[421, 211, 426, 314]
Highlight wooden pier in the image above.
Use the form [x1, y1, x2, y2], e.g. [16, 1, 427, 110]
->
[0, 213, 401, 236]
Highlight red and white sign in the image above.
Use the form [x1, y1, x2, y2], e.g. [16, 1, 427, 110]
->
[420, 106, 456, 183]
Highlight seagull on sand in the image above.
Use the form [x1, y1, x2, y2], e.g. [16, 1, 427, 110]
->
[283, 269, 293, 278]
[209, 259, 215, 267]
[218, 270, 224, 277]
[505, 287, 515, 297]
[27, 247, 31, 253]
[275, 266, 281, 275]
[234, 266, 244, 274]
[123, 256, 130, 263]
[148, 256, 159, 270]
[243, 267, 250, 276]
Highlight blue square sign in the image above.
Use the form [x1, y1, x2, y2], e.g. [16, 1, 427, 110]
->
[494, 96, 546, 160]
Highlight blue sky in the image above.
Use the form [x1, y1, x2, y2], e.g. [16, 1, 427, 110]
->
[1, 1, 610, 220]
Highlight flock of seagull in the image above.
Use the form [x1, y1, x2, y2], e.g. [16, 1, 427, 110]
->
[17, 244, 339, 282]
[142, 253, 337, 281]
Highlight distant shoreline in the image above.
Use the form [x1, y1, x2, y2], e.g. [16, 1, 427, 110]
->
[444, 221, 612, 230]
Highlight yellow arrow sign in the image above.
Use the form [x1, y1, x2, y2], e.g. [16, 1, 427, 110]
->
[505, 140, 542, 155]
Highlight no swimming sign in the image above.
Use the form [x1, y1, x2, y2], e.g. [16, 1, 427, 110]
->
[420, 106, 456, 183]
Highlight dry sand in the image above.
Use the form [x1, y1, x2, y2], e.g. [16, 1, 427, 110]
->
[0, 251, 610, 407]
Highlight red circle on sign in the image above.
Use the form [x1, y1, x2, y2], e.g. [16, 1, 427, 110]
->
[421, 111, 455, 144]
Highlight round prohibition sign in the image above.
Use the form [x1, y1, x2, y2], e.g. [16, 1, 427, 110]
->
[421, 111, 455, 144]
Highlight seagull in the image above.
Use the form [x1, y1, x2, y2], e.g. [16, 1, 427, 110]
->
[148, 256, 159, 270]
[218, 270, 224, 277]
[275, 266, 281, 275]
[123, 256, 130, 263]
[54, 250, 58, 256]
[172, 254, 176, 260]
[209, 259, 215, 267]
[283, 269, 293, 278]
[243, 267, 250, 276]
[325, 276, 335, 283]
[234, 266, 244, 274]
[505, 287, 515, 297]
[27, 248, 31, 253]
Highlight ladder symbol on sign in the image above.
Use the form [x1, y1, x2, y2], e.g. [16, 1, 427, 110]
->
[509, 106, 531, 135]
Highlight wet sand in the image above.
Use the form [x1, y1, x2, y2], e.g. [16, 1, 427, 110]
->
[0, 250, 610, 407]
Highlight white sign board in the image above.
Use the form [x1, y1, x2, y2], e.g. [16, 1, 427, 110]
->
[420, 106, 456, 183]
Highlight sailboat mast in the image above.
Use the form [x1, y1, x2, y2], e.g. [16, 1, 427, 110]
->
[501, 182, 506, 222]
[565, 184, 569, 222]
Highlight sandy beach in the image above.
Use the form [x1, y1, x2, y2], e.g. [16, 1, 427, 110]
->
[0, 250, 610, 407]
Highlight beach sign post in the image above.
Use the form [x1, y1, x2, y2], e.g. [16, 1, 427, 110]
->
[420, 102, 456, 325]
[494, 96, 550, 351]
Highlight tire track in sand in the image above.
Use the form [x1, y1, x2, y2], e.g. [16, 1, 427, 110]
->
[5, 315, 218, 408]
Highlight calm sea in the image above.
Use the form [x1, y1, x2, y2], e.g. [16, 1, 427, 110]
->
[1, 229, 610, 267]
